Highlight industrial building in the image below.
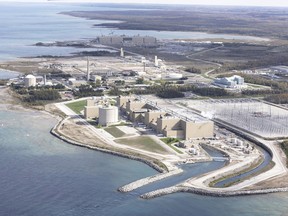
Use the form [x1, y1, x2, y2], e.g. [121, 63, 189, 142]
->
[97, 35, 157, 47]
[98, 106, 119, 126]
[84, 98, 119, 126]
[161, 72, 183, 80]
[24, 74, 36, 87]
[213, 75, 245, 88]
[117, 96, 156, 122]
[116, 96, 214, 139]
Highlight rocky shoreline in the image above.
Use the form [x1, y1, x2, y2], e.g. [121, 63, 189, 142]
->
[49, 112, 288, 200]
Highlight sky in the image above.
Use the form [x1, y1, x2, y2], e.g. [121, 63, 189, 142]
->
[2, 0, 288, 7]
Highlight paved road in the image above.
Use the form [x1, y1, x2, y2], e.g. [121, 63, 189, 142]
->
[185, 44, 224, 79]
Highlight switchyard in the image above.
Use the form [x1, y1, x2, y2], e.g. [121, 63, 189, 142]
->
[182, 98, 288, 139]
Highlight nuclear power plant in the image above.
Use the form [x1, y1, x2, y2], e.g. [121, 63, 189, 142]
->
[116, 96, 214, 139]
[96, 35, 157, 47]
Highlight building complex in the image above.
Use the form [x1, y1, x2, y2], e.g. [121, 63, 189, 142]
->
[213, 75, 245, 88]
[116, 96, 214, 139]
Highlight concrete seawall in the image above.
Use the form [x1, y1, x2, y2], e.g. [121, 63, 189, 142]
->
[118, 169, 183, 192]
[140, 185, 288, 199]
[50, 119, 167, 173]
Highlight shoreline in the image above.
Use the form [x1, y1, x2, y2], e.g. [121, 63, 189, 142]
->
[2, 96, 288, 199]
[50, 117, 168, 173]
[49, 113, 288, 199]
[1, 78, 288, 199]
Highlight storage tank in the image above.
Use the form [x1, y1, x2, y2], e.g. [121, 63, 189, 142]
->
[24, 74, 36, 87]
[98, 106, 119, 126]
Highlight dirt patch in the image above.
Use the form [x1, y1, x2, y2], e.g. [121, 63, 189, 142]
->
[248, 174, 288, 189]
[58, 118, 107, 147]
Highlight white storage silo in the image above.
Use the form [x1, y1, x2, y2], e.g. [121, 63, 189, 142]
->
[98, 106, 119, 126]
[24, 74, 36, 87]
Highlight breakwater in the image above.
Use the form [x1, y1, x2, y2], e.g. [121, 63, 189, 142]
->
[50, 118, 167, 173]
[140, 185, 288, 199]
[118, 169, 183, 192]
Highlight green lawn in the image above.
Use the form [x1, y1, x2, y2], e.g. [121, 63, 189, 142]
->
[104, 127, 125, 138]
[161, 137, 183, 154]
[116, 136, 169, 154]
[66, 100, 87, 114]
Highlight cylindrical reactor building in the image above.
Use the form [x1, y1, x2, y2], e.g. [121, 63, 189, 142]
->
[24, 74, 36, 87]
[98, 106, 119, 126]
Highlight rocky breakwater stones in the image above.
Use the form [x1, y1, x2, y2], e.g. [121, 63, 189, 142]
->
[118, 169, 183, 193]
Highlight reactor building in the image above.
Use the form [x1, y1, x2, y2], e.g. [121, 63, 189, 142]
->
[84, 98, 119, 126]
[116, 96, 214, 140]
[24, 74, 36, 87]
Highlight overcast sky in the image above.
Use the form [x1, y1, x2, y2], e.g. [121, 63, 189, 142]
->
[2, 0, 288, 7]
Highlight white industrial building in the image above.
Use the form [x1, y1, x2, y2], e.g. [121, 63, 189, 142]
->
[98, 105, 119, 126]
[213, 75, 245, 88]
[161, 73, 183, 80]
[84, 97, 119, 126]
[24, 74, 36, 87]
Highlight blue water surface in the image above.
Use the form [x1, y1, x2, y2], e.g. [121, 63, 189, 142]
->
[0, 108, 287, 216]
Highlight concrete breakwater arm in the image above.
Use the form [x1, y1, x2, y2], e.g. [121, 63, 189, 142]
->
[118, 169, 183, 192]
[140, 185, 288, 199]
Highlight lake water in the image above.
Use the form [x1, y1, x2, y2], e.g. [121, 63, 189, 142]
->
[0, 2, 287, 215]
[0, 109, 287, 216]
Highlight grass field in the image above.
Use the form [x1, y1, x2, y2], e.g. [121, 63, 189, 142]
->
[65, 100, 86, 114]
[104, 127, 125, 138]
[116, 136, 169, 154]
[161, 138, 183, 154]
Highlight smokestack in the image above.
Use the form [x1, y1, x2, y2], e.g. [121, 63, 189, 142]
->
[87, 57, 90, 81]
[44, 74, 46, 85]
[120, 48, 124, 57]
[155, 56, 158, 67]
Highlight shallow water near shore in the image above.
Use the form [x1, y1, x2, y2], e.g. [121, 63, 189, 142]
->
[0, 109, 287, 215]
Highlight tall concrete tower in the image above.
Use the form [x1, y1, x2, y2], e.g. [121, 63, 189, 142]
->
[44, 74, 47, 85]
[120, 48, 124, 57]
[87, 57, 90, 81]
[155, 56, 159, 67]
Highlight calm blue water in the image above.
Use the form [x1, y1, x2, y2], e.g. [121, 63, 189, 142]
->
[0, 69, 20, 79]
[215, 148, 272, 187]
[0, 109, 287, 216]
[0, 2, 267, 61]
